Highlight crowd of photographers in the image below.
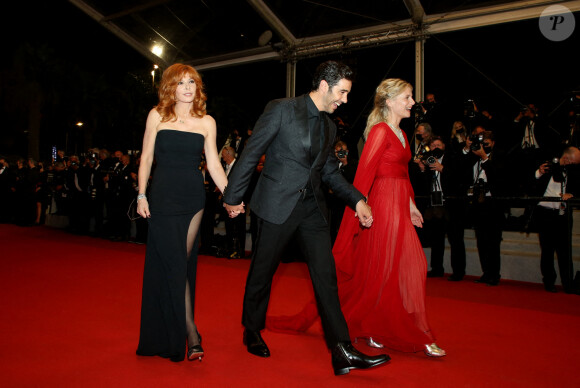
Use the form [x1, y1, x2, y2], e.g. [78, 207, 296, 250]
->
[399, 94, 580, 293]
[0, 149, 147, 243]
[1, 93, 578, 293]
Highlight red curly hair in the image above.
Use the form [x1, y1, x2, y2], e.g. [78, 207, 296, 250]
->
[156, 63, 207, 122]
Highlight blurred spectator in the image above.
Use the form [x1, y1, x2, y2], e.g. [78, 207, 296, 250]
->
[448, 121, 468, 156]
[66, 155, 91, 234]
[0, 157, 15, 223]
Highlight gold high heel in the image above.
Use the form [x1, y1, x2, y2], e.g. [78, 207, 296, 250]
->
[354, 336, 384, 348]
[424, 343, 446, 357]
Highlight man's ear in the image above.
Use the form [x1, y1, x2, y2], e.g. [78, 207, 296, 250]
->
[319, 80, 329, 93]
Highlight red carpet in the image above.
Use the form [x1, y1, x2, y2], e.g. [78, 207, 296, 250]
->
[1, 224, 579, 387]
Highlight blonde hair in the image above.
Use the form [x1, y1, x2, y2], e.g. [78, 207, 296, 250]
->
[363, 78, 412, 139]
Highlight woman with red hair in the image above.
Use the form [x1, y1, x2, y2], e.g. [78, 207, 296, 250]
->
[136, 64, 228, 362]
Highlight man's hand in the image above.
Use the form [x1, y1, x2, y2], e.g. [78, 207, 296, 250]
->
[414, 158, 426, 172]
[538, 162, 550, 175]
[224, 202, 245, 218]
[355, 199, 373, 228]
[430, 160, 444, 173]
[472, 145, 487, 160]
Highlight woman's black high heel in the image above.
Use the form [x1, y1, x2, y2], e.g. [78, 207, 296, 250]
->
[188, 331, 204, 361]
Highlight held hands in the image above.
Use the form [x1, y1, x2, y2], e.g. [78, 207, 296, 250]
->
[224, 202, 245, 218]
[137, 198, 151, 218]
[355, 199, 373, 228]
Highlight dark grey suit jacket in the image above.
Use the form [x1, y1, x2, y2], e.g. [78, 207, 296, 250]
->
[224, 94, 364, 225]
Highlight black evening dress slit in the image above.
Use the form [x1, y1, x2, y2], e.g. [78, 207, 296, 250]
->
[137, 130, 206, 362]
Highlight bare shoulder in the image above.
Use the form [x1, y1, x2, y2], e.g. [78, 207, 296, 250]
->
[200, 114, 216, 135]
[147, 108, 161, 120]
[200, 114, 216, 126]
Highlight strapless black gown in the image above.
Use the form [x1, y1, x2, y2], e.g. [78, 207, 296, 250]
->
[137, 130, 205, 361]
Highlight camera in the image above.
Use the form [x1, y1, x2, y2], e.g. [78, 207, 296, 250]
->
[412, 103, 425, 121]
[547, 157, 565, 182]
[336, 149, 348, 159]
[471, 178, 489, 204]
[469, 134, 484, 151]
[420, 147, 444, 166]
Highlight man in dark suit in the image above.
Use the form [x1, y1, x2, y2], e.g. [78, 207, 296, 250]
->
[532, 146, 580, 294]
[420, 137, 467, 280]
[223, 61, 389, 375]
[460, 129, 507, 286]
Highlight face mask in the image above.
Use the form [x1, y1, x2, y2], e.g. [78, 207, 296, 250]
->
[432, 148, 444, 159]
[416, 134, 423, 142]
[483, 145, 492, 154]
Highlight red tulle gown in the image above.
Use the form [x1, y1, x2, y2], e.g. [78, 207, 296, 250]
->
[267, 122, 436, 352]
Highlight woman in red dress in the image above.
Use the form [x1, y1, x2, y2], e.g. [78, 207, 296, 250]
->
[268, 79, 445, 357]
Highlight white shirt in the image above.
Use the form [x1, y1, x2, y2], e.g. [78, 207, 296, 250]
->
[224, 159, 236, 177]
[537, 169, 566, 210]
[521, 120, 539, 149]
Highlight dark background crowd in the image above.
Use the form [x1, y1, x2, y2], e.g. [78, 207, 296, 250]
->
[1, 92, 579, 291]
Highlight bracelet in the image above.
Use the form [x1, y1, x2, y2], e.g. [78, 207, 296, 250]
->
[137, 193, 147, 201]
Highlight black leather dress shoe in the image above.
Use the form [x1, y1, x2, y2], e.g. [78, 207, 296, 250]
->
[243, 329, 270, 358]
[544, 284, 557, 293]
[447, 274, 464, 282]
[474, 275, 489, 284]
[331, 342, 390, 376]
[427, 271, 444, 278]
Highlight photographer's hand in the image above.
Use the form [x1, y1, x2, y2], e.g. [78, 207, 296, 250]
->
[430, 161, 443, 172]
[538, 162, 549, 175]
[472, 146, 488, 161]
[414, 158, 426, 172]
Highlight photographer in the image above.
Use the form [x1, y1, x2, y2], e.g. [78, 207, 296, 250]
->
[420, 137, 467, 280]
[328, 141, 358, 243]
[510, 103, 553, 195]
[532, 146, 580, 294]
[65, 155, 91, 234]
[461, 129, 506, 286]
[409, 123, 435, 243]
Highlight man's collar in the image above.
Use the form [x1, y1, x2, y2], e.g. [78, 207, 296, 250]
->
[305, 94, 320, 118]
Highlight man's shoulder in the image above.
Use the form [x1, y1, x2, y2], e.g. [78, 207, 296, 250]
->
[266, 95, 302, 108]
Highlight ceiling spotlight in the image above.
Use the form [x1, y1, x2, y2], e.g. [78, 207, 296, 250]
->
[152, 45, 163, 57]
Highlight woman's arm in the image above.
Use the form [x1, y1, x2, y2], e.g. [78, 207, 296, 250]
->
[203, 115, 228, 194]
[136, 108, 159, 218]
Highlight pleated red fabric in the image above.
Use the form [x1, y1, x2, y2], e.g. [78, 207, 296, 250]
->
[267, 122, 436, 352]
